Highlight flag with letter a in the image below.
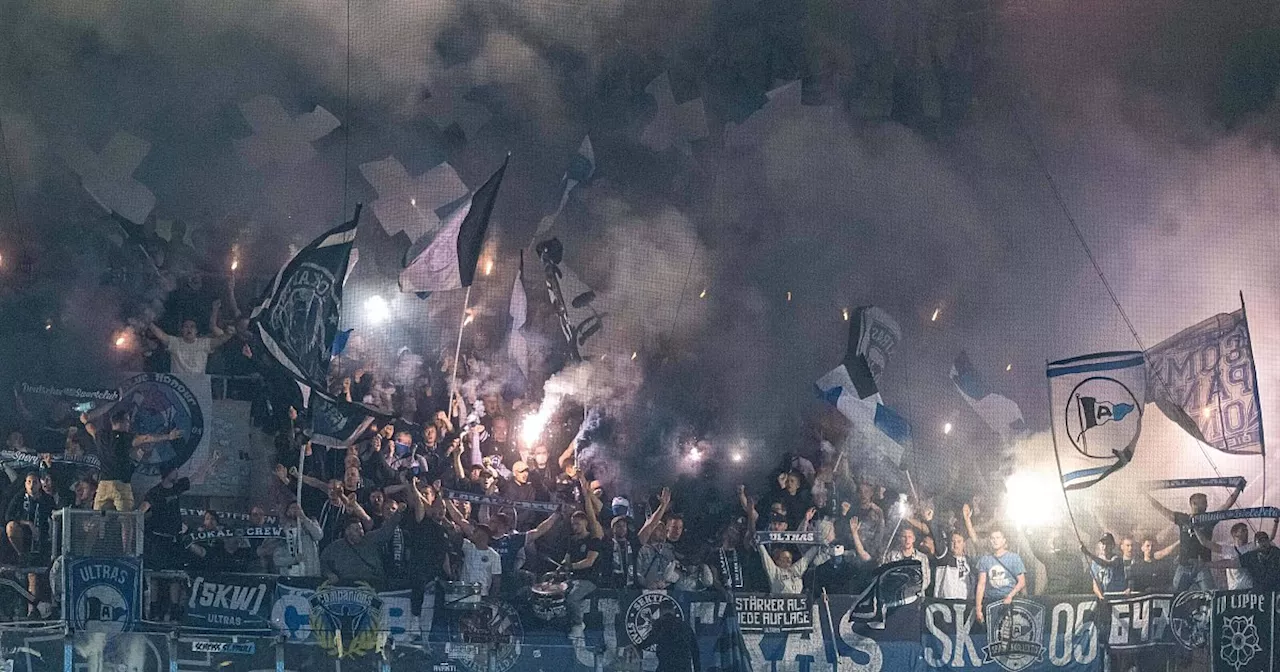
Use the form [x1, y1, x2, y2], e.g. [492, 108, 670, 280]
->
[1145, 307, 1264, 455]
[1047, 351, 1147, 490]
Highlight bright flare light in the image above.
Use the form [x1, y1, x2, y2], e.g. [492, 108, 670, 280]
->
[484, 259, 494, 276]
[230, 259, 238, 271]
[687, 447, 703, 462]
[931, 307, 941, 322]
[786, 291, 792, 302]
[364, 295, 391, 324]
[842, 308, 850, 321]
[699, 289, 707, 299]
[1004, 471, 1061, 528]
[114, 335, 127, 348]
[731, 451, 743, 463]
[1006, 363, 1012, 372]
[463, 313, 475, 326]
[943, 422, 953, 435]
[410, 198, 417, 206]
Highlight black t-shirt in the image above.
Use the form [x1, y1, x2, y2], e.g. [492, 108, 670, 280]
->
[568, 535, 606, 578]
[403, 514, 451, 581]
[99, 431, 138, 482]
[1173, 513, 1214, 563]
[144, 483, 186, 537]
[1128, 557, 1175, 593]
[1240, 546, 1280, 592]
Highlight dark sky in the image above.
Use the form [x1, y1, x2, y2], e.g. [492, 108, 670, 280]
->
[2, 0, 1279, 513]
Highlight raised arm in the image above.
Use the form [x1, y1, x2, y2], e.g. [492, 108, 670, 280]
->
[962, 503, 979, 543]
[1146, 494, 1178, 522]
[527, 509, 561, 543]
[444, 496, 475, 538]
[1153, 538, 1180, 561]
[557, 439, 577, 470]
[1220, 485, 1244, 512]
[581, 475, 603, 539]
[848, 517, 873, 562]
[133, 428, 183, 447]
[147, 323, 169, 342]
[290, 468, 329, 492]
[637, 487, 670, 544]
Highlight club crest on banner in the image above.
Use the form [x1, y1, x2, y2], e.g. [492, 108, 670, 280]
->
[624, 592, 683, 647]
[267, 262, 340, 371]
[982, 599, 1046, 672]
[308, 583, 383, 658]
[67, 558, 141, 634]
[114, 373, 204, 475]
[447, 601, 524, 672]
[1170, 591, 1211, 650]
[1064, 376, 1141, 459]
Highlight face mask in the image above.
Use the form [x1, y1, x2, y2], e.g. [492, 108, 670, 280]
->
[394, 441, 411, 457]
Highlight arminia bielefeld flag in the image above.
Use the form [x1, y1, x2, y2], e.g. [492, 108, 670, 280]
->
[1047, 351, 1147, 490]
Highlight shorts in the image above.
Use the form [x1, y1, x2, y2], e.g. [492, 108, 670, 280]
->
[94, 480, 135, 512]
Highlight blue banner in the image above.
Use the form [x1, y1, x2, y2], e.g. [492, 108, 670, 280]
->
[65, 557, 142, 634]
[185, 574, 275, 632]
[922, 596, 1102, 671]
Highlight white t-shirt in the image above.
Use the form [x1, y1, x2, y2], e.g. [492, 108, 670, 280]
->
[461, 539, 502, 595]
[164, 335, 214, 375]
[1224, 543, 1258, 589]
[933, 555, 972, 600]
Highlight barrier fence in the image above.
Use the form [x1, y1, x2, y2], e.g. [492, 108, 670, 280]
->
[17, 562, 1273, 672]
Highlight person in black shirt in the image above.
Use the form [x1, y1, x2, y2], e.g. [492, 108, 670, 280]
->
[633, 602, 701, 672]
[1240, 531, 1280, 592]
[1148, 490, 1240, 591]
[5, 472, 55, 563]
[1128, 536, 1180, 594]
[82, 410, 182, 512]
[140, 467, 191, 620]
[564, 506, 604, 640]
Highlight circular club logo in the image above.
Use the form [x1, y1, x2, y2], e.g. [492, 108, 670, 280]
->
[624, 592, 683, 647]
[71, 560, 135, 635]
[982, 601, 1046, 672]
[1171, 591, 1211, 650]
[115, 373, 204, 476]
[1063, 376, 1141, 459]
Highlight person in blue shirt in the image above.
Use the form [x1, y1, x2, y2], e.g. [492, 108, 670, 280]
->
[1082, 533, 1128, 598]
[975, 527, 1026, 624]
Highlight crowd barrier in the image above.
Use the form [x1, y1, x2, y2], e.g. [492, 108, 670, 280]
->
[26, 562, 1275, 672]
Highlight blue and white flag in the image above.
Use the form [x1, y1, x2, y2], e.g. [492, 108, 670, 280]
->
[1145, 307, 1264, 455]
[950, 351, 1027, 442]
[1047, 351, 1147, 490]
[308, 389, 391, 447]
[507, 253, 529, 376]
[251, 208, 359, 387]
[536, 136, 595, 235]
[816, 306, 901, 418]
[400, 156, 508, 293]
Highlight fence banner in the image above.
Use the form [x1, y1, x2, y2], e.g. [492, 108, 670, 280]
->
[922, 596, 1102, 671]
[1210, 590, 1276, 672]
[65, 557, 142, 634]
[185, 574, 275, 631]
[733, 593, 812, 633]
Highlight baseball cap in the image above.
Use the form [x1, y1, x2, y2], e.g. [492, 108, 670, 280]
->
[611, 496, 630, 511]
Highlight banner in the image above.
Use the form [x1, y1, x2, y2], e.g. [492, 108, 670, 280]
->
[185, 574, 275, 631]
[442, 489, 561, 513]
[0, 450, 101, 472]
[1104, 593, 1176, 651]
[251, 211, 358, 387]
[1146, 308, 1264, 455]
[850, 558, 926, 629]
[65, 557, 142, 634]
[1211, 591, 1275, 672]
[182, 526, 288, 547]
[733, 593, 812, 633]
[923, 596, 1101, 671]
[271, 578, 411, 653]
[307, 389, 388, 447]
[1047, 352, 1147, 490]
[12, 381, 119, 452]
[853, 306, 903, 382]
[1192, 507, 1280, 526]
[110, 372, 211, 477]
[180, 508, 279, 525]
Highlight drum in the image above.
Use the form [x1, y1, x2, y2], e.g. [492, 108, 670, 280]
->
[442, 581, 482, 610]
[529, 580, 567, 621]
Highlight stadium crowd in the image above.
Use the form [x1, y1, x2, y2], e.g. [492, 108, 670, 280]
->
[0, 300, 1277, 637]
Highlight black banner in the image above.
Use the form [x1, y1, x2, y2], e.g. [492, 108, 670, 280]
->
[442, 489, 560, 513]
[1211, 590, 1275, 672]
[182, 527, 288, 547]
[185, 574, 276, 631]
[755, 530, 819, 545]
[733, 593, 812, 633]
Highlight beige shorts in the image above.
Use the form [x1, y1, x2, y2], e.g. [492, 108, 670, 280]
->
[94, 480, 135, 511]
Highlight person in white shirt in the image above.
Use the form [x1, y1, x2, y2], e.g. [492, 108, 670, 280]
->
[932, 531, 974, 600]
[459, 524, 503, 596]
[148, 301, 233, 375]
[758, 542, 819, 594]
[884, 527, 932, 594]
[1211, 523, 1259, 590]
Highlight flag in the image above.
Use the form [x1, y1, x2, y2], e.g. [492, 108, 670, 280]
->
[950, 351, 1027, 442]
[308, 389, 392, 447]
[400, 156, 509, 293]
[331, 329, 354, 357]
[852, 306, 901, 381]
[1047, 351, 1147, 490]
[536, 137, 595, 236]
[815, 315, 882, 420]
[847, 559, 925, 629]
[837, 405, 912, 487]
[251, 207, 359, 386]
[1145, 307, 1264, 455]
[507, 253, 529, 376]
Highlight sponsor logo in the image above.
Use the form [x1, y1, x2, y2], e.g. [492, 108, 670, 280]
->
[982, 600, 1046, 672]
[624, 592, 683, 647]
[190, 641, 256, 655]
[115, 373, 204, 475]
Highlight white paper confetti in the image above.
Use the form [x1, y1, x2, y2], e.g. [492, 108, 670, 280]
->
[640, 73, 708, 152]
[234, 95, 340, 170]
[359, 156, 469, 241]
[62, 131, 156, 225]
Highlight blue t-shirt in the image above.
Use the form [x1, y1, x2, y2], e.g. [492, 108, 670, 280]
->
[1090, 557, 1127, 594]
[978, 551, 1026, 600]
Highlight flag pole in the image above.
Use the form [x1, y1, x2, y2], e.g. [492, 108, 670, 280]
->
[1045, 360, 1086, 549]
[450, 284, 473, 399]
[1241, 291, 1267, 509]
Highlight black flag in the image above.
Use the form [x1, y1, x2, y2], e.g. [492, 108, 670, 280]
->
[251, 207, 360, 386]
[308, 389, 392, 447]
